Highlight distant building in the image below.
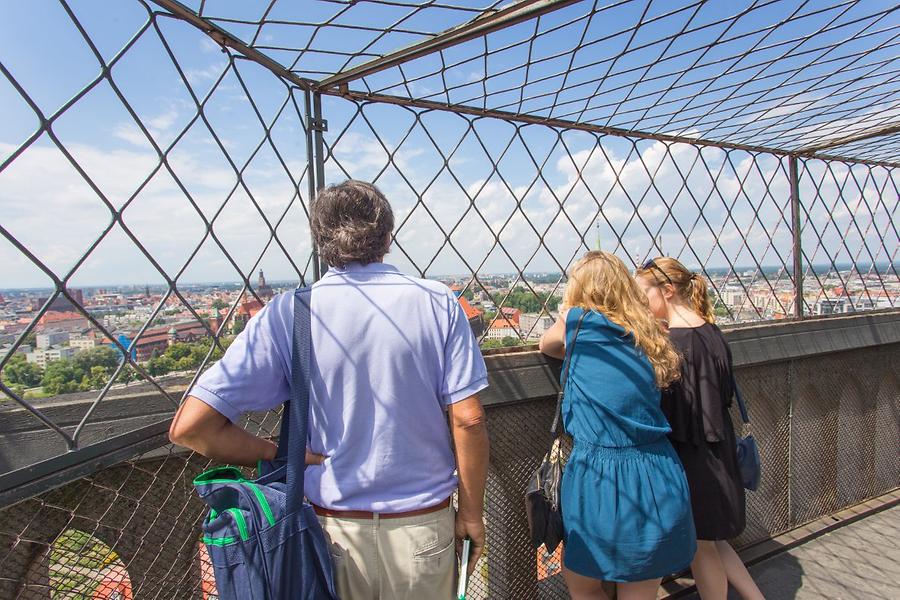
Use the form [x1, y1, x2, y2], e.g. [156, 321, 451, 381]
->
[27, 346, 76, 368]
[257, 270, 274, 300]
[519, 313, 554, 340]
[134, 321, 209, 361]
[814, 298, 847, 316]
[457, 296, 484, 337]
[238, 297, 264, 320]
[484, 317, 518, 341]
[849, 298, 876, 311]
[36, 310, 89, 333]
[70, 337, 97, 352]
[36, 331, 70, 349]
[1, 344, 32, 356]
[499, 307, 521, 325]
[36, 289, 84, 313]
[207, 308, 224, 334]
[721, 286, 747, 309]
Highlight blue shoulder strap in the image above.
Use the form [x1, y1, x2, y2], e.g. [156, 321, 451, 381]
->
[732, 374, 750, 424]
[284, 287, 312, 514]
[550, 310, 587, 436]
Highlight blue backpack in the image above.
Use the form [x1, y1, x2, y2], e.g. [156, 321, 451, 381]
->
[193, 288, 339, 599]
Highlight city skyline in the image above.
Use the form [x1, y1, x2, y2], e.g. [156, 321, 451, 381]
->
[1, 260, 898, 293]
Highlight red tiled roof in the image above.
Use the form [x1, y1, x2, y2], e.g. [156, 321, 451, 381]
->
[499, 307, 520, 324]
[135, 334, 170, 347]
[38, 311, 85, 323]
[490, 317, 517, 330]
[457, 296, 482, 321]
[239, 299, 264, 317]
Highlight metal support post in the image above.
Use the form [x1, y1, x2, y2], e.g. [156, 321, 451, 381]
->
[789, 155, 804, 319]
[312, 92, 329, 278]
[304, 90, 321, 282]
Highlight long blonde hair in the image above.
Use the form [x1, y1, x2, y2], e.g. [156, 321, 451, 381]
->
[564, 251, 681, 388]
[635, 256, 715, 323]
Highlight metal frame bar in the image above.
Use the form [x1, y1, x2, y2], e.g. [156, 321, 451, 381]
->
[316, 0, 582, 90]
[148, 0, 900, 166]
[790, 155, 804, 319]
[0, 419, 172, 509]
[149, 0, 315, 90]
[796, 122, 900, 154]
[328, 87, 900, 169]
[312, 92, 328, 276]
[304, 89, 322, 282]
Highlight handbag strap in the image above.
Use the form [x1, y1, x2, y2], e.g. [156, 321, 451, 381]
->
[283, 287, 313, 514]
[549, 310, 588, 437]
[732, 374, 750, 425]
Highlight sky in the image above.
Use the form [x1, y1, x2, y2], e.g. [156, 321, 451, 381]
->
[0, 0, 897, 289]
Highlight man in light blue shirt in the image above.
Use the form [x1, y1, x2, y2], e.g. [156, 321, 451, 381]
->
[170, 180, 489, 599]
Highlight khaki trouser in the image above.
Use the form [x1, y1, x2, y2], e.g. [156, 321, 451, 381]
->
[317, 503, 456, 600]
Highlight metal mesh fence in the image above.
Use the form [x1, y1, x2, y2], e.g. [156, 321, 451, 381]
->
[1, 0, 316, 461]
[1, 0, 897, 464]
[1, 344, 898, 599]
[0, 0, 898, 598]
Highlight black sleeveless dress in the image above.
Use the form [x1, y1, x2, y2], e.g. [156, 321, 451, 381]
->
[662, 323, 745, 540]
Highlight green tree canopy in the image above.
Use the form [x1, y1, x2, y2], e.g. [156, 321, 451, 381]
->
[501, 288, 561, 314]
[2, 354, 44, 387]
[41, 360, 83, 395]
[72, 346, 118, 372]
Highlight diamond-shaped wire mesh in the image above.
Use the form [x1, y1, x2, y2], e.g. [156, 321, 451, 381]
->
[0, 1, 899, 599]
[1, 0, 316, 459]
[320, 95, 819, 339]
[185, 0, 900, 162]
[798, 159, 899, 315]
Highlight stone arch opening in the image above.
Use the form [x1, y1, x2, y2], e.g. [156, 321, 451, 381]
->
[36, 528, 133, 599]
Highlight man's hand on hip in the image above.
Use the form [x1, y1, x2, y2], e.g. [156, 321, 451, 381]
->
[305, 450, 327, 465]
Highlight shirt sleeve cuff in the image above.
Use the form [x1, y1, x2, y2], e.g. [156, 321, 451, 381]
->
[444, 376, 489, 405]
[188, 385, 242, 423]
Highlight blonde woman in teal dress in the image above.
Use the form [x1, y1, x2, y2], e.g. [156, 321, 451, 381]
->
[540, 251, 696, 600]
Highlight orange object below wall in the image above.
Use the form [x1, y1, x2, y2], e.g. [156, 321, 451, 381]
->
[92, 565, 132, 600]
[199, 543, 219, 600]
[536, 543, 563, 581]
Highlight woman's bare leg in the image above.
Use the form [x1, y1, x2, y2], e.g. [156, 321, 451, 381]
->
[715, 540, 765, 600]
[616, 578, 661, 600]
[691, 540, 727, 600]
[563, 566, 611, 600]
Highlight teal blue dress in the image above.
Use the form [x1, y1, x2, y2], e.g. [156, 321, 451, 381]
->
[561, 308, 696, 582]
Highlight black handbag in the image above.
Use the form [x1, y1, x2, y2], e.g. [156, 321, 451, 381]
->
[732, 377, 761, 491]
[525, 312, 586, 552]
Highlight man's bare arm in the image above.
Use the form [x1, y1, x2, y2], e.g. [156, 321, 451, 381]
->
[448, 393, 489, 574]
[169, 396, 278, 466]
[538, 309, 568, 360]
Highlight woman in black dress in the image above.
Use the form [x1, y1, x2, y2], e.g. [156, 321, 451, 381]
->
[636, 257, 764, 600]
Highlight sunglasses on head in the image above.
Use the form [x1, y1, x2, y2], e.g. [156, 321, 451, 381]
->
[642, 259, 674, 286]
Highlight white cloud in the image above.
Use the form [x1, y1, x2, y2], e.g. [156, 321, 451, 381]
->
[0, 138, 312, 287]
[186, 64, 226, 85]
[2, 119, 895, 289]
[112, 123, 149, 147]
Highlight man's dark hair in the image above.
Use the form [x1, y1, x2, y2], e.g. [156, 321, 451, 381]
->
[310, 180, 394, 268]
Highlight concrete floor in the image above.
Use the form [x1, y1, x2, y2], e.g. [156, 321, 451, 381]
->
[683, 505, 900, 600]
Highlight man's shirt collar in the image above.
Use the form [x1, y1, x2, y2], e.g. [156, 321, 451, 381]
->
[323, 262, 402, 277]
